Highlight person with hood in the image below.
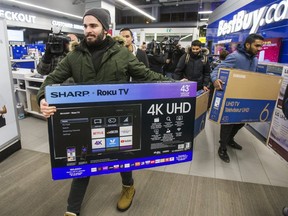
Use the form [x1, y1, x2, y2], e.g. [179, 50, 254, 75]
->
[37, 8, 171, 216]
[174, 40, 210, 91]
[211, 33, 264, 163]
[120, 28, 149, 68]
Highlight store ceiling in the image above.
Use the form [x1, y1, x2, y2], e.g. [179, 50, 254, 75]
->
[1, 0, 226, 18]
[112, 0, 226, 8]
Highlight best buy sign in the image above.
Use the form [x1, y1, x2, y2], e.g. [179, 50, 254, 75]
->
[217, 0, 288, 36]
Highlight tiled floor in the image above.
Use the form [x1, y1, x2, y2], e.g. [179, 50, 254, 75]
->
[19, 116, 288, 188]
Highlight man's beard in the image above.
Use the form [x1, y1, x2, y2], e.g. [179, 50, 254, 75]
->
[191, 52, 199, 57]
[246, 47, 256, 56]
[85, 30, 105, 46]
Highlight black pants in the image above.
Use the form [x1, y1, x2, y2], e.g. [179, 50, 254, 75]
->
[67, 171, 133, 214]
[219, 124, 245, 150]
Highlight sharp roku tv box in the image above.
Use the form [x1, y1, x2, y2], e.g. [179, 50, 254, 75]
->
[45, 82, 197, 180]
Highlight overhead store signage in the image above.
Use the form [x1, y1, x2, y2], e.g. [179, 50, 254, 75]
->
[0, 10, 36, 23]
[217, 0, 288, 36]
[52, 20, 83, 30]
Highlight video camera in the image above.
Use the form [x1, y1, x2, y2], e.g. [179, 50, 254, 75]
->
[161, 36, 180, 54]
[47, 26, 71, 55]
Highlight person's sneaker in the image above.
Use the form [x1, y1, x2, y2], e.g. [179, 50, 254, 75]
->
[117, 185, 135, 212]
[228, 140, 242, 150]
[64, 212, 78, 216]
[218, 147, 230, 163]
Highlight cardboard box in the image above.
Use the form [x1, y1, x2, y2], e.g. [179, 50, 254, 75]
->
[209, 68, 282, 124]
[30, 94, 40, 113]
[45, 82, 197, 180]
[194, 91, 209, 137]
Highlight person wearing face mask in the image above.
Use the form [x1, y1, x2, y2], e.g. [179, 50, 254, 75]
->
[36, 8, 171, 216]
[210, 33, 264, 163]
[174, 40, 211, 91]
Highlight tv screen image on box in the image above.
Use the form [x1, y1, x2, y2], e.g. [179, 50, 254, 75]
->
[50, 104, 142, 163]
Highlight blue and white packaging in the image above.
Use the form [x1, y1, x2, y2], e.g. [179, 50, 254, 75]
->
[45, 82, 197, 180]
[256, 63, 288, 76]
[209, 68, 282, 124]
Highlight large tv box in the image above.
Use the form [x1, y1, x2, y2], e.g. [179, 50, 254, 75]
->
[209, 68, 282, 124]
[46, 82, 197, 180]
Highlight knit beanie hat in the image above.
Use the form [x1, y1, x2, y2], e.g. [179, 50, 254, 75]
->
[83, 8, 111, 31]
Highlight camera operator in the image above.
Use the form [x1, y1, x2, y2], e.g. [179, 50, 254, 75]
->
[162, 40, 185, 78]
[37, 33, 78, 76]
[147, 39, 165, 74]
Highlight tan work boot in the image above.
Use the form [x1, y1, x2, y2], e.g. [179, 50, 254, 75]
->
[117, 185, 135, 212]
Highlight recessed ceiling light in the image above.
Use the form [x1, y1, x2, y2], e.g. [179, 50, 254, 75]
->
[8, 0, 82, 19]
[198, 11, 213, 14]
[117, 0, 156, 21]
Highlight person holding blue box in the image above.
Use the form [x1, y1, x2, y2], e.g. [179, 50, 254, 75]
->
[210, 34, 264, 163]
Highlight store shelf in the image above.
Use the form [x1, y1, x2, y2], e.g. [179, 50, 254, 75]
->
[15, 88, 26, 92]
[26, 86, 40, 90]
[12, 71, 44, 119]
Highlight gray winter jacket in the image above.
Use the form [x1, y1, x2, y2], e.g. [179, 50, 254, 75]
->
[210, 44, 258, 83]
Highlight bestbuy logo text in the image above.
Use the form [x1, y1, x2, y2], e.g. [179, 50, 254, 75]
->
[50, 89, 129, 98]
[217, 0, 288, 36]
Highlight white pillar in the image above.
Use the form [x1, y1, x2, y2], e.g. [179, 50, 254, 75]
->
[140, 29, 146, 44]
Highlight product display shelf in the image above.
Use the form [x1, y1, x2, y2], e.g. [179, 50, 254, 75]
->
[12, 70, 45, 119]
[24, 74, 45, 118]
[12, 69, 33, 111]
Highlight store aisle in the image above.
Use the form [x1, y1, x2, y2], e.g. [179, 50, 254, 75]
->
[19, 116, 288, 188]
[1, 149, 288, 216]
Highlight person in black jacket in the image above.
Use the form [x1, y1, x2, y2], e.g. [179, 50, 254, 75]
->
[120, 28, 149, 68]
[174, 40, 210, 91]
[162, 43, 185, 78]
[147, 40, 166, 74]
